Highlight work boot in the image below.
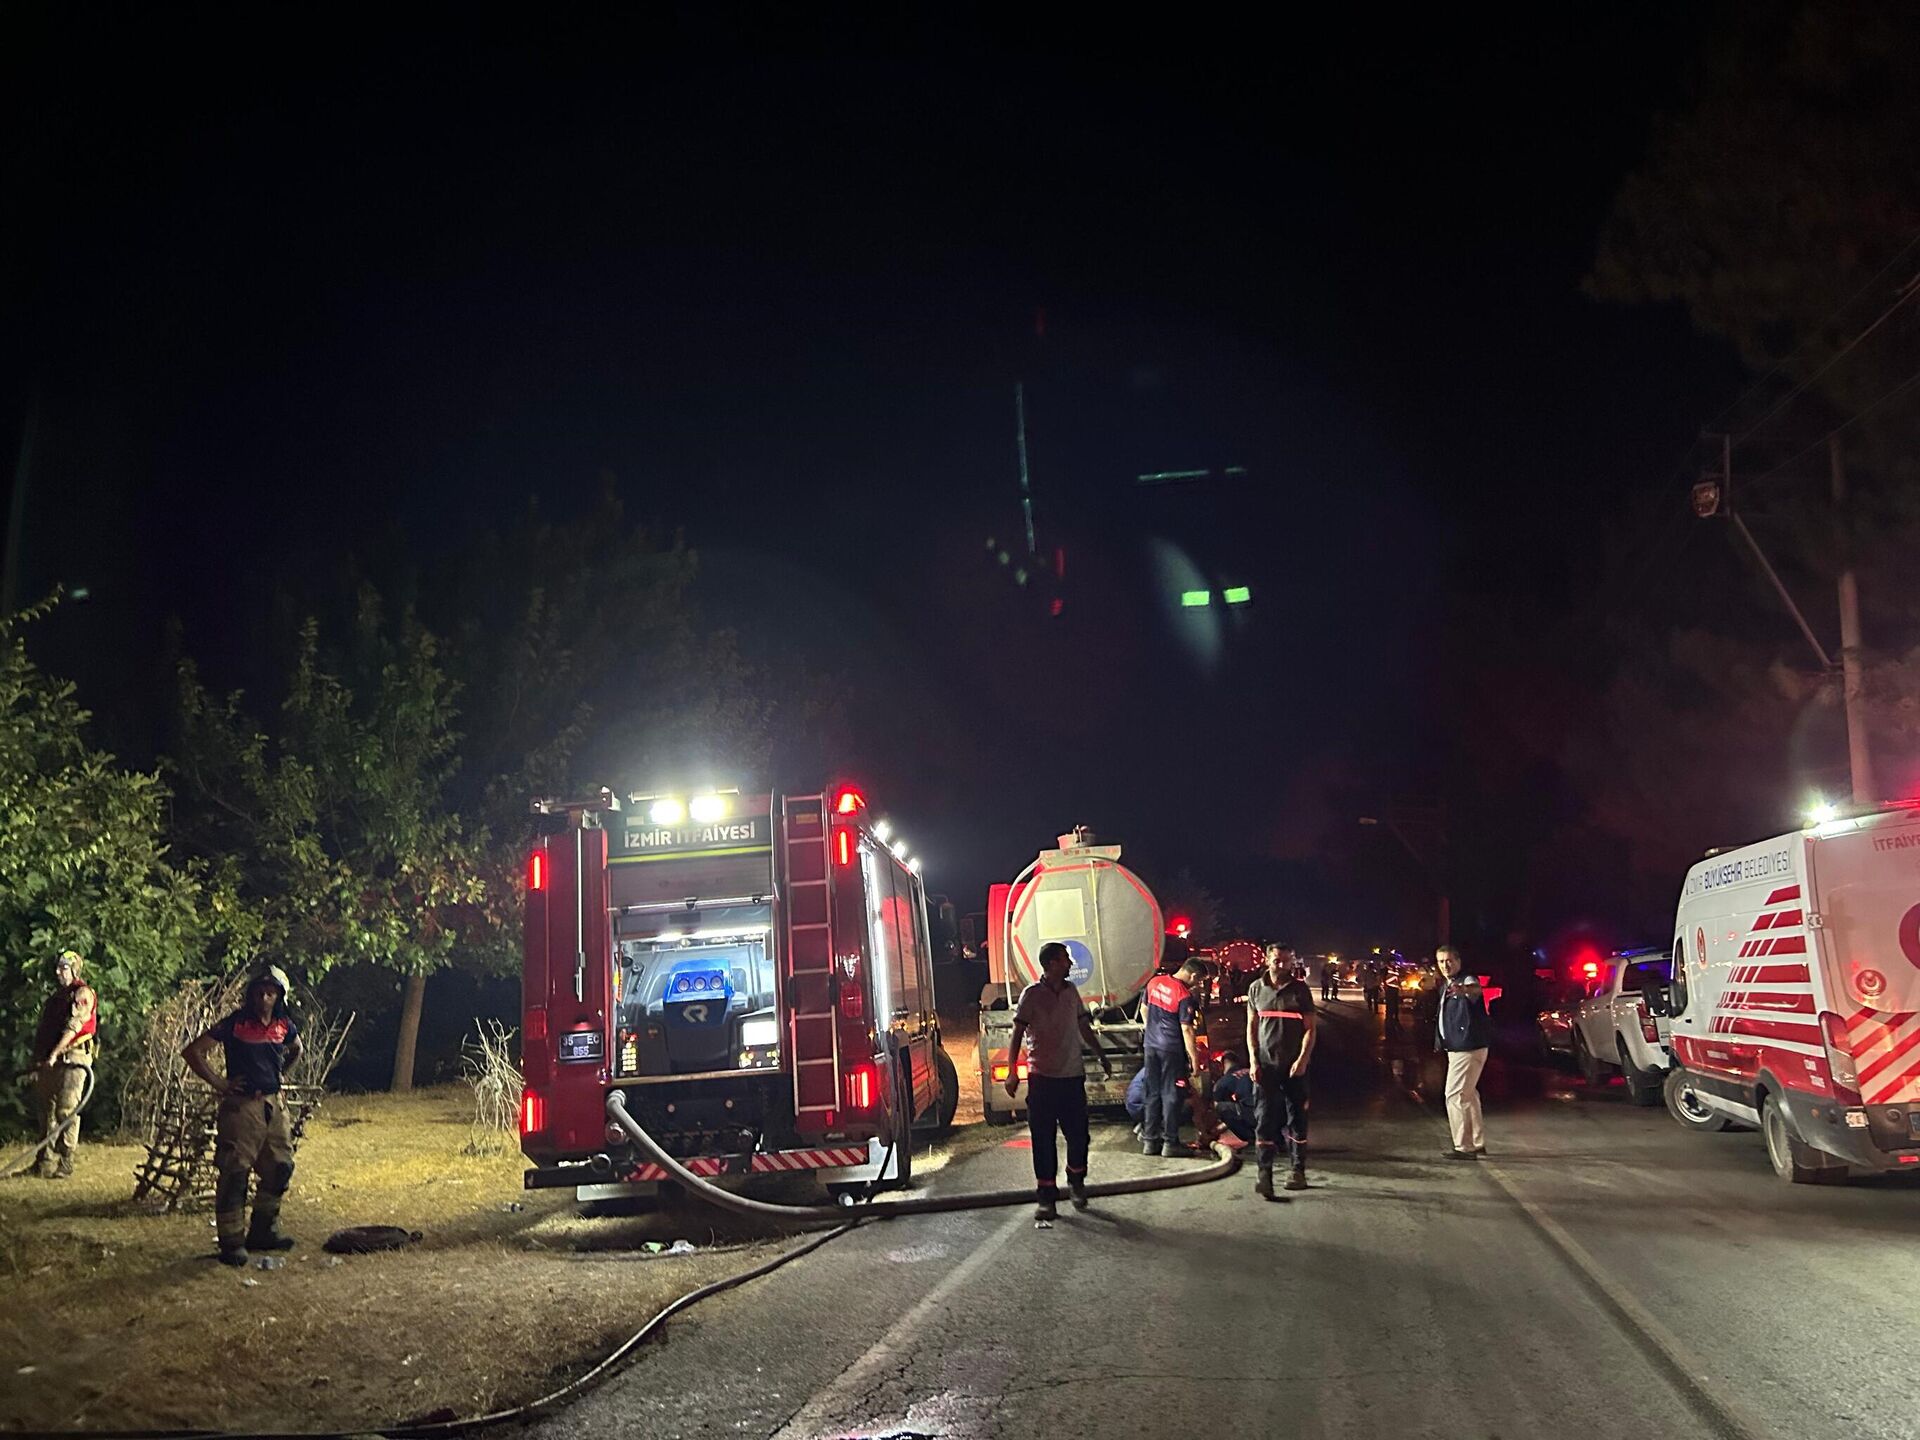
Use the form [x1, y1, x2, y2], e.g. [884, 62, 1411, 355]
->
[31, 1154, 56, 1180]
[1034, 1197, 1057, 1223]
[216, 1246, 250, 1268]
[1161, 1141, 1201, 1159]
[1284, 1168, 1308, 1192]
[1141, 1138, 1161, 1156]
[1254, 1165, 1274, 1200]
[246, 1218, 295, 1252]
[52, 1154, 73, 1181]
[1068, 1177, 1089, 1211]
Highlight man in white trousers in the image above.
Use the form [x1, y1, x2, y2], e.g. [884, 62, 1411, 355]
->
[1434, 945, 1490, 1159]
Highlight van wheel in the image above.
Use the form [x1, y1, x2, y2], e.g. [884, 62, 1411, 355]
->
[1574, 1031, 1607, 1088]
[1761, 1092, 1824, 1184]
[934, 1048, 960, 1131]
[1663, 1069, 1729, 1132]
[1618, 1041, 1663, 1106]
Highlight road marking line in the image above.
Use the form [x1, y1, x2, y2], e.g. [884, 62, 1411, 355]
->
[771, 1204, 1028, 1439]
[1479, 1155, 1777, 1440]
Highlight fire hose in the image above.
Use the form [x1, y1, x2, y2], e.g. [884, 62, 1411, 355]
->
[0, 1063, 97, 1178]
[603, 1086, 1240, 1223]
[46, 1091, 1238, 1438]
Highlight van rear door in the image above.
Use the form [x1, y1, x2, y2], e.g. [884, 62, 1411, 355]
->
[1809, 811, 1920, 1108]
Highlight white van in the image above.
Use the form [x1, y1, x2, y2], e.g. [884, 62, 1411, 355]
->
[1660, 802, 1920, 1183]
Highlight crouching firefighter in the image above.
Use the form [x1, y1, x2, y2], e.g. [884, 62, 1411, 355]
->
[183, 966, 303, 1266]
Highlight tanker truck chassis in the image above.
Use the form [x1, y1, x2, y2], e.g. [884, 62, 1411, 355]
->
[976, 828, 1165, 1127]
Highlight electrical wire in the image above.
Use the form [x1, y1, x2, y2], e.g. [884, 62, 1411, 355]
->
[1705, 227, 1920, 443]
[1730, 271, 1920, 452]
[1742, 362, 1920, 489]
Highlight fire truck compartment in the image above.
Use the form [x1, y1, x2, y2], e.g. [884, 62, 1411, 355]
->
[614, 903, 779, 1078]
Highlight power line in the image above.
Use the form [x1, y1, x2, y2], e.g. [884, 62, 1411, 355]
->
[1744, 361, 1920, 488]
[1703, 226, 1920, 440]
[1730, 269, 1920, 451]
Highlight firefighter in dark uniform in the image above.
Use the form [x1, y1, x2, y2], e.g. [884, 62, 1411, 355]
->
[1140, 962, 1202, 1157]
[183, 966, 304, 1265]
[27, 951, 98, 1179]
[1243, 943, 1317, 1199]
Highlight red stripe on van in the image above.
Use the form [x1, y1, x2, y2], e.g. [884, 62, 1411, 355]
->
[1725, 1017, 1823, 1046]
[1856, 1020, 1920, 1087]
[1764, 886, 1801, 905]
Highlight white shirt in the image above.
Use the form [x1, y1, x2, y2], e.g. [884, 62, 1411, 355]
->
[1014, 978, 1087, 1079]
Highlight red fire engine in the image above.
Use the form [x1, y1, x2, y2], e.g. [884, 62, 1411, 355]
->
[520, 784, 959, 1198]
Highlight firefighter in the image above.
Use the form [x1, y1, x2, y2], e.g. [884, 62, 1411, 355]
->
[26, 950, 98, 1180]
[183, 965, 304, 1265]
[1004, 941, 1113, 1222]
[1140, 961, 1202, 1158]
[1244, 943, 1317, 1199]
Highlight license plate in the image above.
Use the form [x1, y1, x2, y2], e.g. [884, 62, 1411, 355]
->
[559, 1031, 605, 1063]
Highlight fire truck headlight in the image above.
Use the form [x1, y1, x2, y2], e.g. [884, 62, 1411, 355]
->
[650, 798, 685, 825]
[689, 794, 728, 823]
[741, 1017, 779, 1048]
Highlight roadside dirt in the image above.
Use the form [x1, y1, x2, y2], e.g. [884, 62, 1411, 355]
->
[0, 1085, 976, 1435]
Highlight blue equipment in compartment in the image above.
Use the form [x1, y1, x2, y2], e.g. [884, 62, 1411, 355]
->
[663, 965, 732, 1026]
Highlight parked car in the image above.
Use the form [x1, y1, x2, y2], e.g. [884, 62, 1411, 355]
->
[1571, 946, 1673, 1105]
[1534, 980, 1590, 1060]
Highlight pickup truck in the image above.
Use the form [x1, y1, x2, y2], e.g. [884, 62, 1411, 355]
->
[1570, 947, 1673, 1106]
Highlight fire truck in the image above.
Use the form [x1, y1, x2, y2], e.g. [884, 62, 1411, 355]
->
[978, 827, 1167, 1125]
[520, 784, 959, 1199]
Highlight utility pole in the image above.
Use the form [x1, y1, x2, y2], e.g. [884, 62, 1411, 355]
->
[1694, 433, 1878, 807]
[1829, 435, 1877, 806]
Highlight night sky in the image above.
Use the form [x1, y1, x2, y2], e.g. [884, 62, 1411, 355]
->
[4, 8, 1754, 950]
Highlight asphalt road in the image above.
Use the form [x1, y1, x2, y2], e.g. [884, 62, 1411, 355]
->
[520, 992, 1920, 1440]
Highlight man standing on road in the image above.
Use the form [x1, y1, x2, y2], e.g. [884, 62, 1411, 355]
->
[1141, 961, 1202, 1158]
[1244, 943, 1316, 1199]
[183, 965, 305, 1265]
[1004, 942, 1112, 1222]
[25, 951, 98, 1180]
[1435, 944, 1491, 1160]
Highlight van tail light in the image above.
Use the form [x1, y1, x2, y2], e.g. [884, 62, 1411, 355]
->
[835, 830, 854, 867]
[1637, 1002, 1659, 1044]
[520, 1089, 546, 1136]
[845, 1062, 879, 1111]
[528, 849, 547, 891]
[1820, 1012, 1862, 1101]
[987, 1051, 1030, 1083]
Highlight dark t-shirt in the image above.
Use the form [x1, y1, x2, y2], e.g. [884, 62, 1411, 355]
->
[1143, 973, 1196, 1055]
[209, 1009, 300, 1095]
[1246, 977, 1316, 1070]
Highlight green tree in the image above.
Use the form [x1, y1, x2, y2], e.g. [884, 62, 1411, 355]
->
[170, 591, 487, 1091]
[421, 489, 776, 974]
[0, 597, 212, 1134]
[1591, 1, 1920, 803]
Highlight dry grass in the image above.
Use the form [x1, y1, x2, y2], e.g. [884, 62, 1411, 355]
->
[0, 1086, 844, 1434]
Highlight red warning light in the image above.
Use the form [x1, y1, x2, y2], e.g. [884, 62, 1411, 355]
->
[834, 830, 854, 867]
[1582, 961, 1599, 980]
[527, 850, 546, 891]
[1169, 916, 1193, 939]
[832, 785, 866, 815]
